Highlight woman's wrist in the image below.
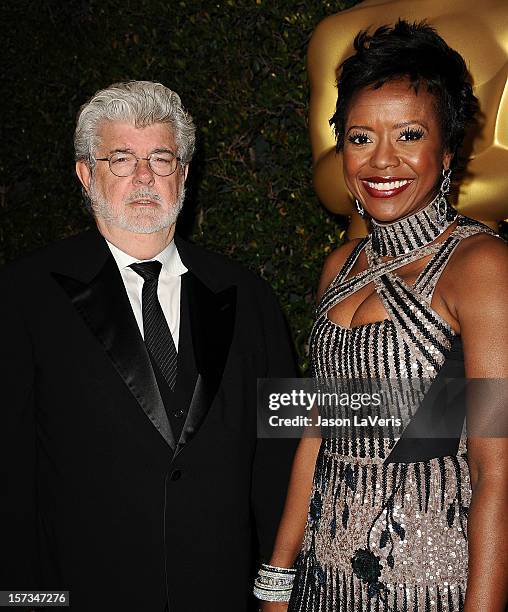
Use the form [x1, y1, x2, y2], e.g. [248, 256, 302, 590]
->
[253, 563, 297, 603]
[267, 548, 298, 568]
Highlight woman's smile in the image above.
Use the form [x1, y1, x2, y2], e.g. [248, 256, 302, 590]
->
[360, 176, 414, 198]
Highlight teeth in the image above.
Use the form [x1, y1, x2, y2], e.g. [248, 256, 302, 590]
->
[365, 179, 410, 191]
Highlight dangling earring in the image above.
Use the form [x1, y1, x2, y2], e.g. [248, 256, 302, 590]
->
[436, 168, 451, 226]
[355, 198, 365, 217]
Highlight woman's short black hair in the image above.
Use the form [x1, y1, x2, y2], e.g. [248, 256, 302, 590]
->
[330, 20, 478, 167]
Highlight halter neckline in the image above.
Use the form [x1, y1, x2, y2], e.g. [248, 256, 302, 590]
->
[370, 193, 457, 257]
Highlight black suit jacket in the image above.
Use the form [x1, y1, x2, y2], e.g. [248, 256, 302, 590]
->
[0, 229, 297, 612]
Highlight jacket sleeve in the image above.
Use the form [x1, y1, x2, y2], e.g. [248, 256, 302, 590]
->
[0, 284, 38, 589]
[250, 279, 299, 562]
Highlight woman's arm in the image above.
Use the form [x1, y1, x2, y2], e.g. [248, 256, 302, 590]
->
[445, 234, 508, 611]
[260, 434, 321, 612]
[266, 434, 322, 569]
[260, 242, 360, 611]
[465, 437, 508, 611]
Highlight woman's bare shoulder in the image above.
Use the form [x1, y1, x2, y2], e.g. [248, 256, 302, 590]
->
[451, 231, 507, 278]
[442, 231, 508, 311]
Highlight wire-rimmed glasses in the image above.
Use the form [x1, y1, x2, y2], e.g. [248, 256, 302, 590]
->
[94, 150, 182, 177]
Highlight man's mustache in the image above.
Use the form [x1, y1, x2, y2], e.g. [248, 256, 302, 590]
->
[124, 188, 163, 204]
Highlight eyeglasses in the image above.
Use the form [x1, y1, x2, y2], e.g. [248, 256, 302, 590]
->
[94, 151, 182, 177]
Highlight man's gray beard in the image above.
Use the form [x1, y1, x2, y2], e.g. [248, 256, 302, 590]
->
[89, 181, 185, 234]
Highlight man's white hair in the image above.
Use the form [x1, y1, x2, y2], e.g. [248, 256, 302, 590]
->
[74, 81, 196, 165]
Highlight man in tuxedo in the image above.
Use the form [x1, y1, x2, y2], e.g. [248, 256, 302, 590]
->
[0, 81, 296, 611]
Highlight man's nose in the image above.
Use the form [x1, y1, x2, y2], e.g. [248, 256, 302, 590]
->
[369, 137, 400, 170]
[132, 158, 155, 185]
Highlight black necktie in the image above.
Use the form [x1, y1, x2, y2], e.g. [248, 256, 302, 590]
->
[130, 261, 178, 391]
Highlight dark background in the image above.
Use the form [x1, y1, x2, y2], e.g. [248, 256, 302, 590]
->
[2, 0, 360, 370]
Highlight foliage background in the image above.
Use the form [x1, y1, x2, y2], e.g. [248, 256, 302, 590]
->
[2, 0, 360, 370]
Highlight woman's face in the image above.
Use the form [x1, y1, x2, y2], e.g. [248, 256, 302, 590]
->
[343, 79, 452, 223]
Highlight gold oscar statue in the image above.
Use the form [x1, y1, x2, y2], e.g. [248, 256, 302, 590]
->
[308, 0, 508, 236]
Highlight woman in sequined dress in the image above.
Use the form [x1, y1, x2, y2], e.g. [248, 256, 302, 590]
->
[259, 21, 508, 612]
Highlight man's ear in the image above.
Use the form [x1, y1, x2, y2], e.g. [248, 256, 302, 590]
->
[76, 161, 92, 192]
[182, 163, 189, 182]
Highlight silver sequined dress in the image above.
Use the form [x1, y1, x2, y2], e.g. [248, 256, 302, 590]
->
[288, 217, 494, 612]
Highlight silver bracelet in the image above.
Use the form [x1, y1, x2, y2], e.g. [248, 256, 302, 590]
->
[253, 563, 296, 602]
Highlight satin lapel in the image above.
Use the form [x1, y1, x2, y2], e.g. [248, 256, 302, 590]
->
[175, 271, 236, 456]
[52, 256, 176, 450]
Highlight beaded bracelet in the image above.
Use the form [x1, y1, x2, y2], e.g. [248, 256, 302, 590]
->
[253, 563, 297, 602]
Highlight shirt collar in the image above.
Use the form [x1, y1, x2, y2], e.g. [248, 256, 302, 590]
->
[106, 238, 188, 276]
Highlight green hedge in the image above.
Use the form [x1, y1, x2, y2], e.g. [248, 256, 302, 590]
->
[2, 0, 361, 371]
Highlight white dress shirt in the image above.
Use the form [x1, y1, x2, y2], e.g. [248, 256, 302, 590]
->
[106, 239, 188, 351]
